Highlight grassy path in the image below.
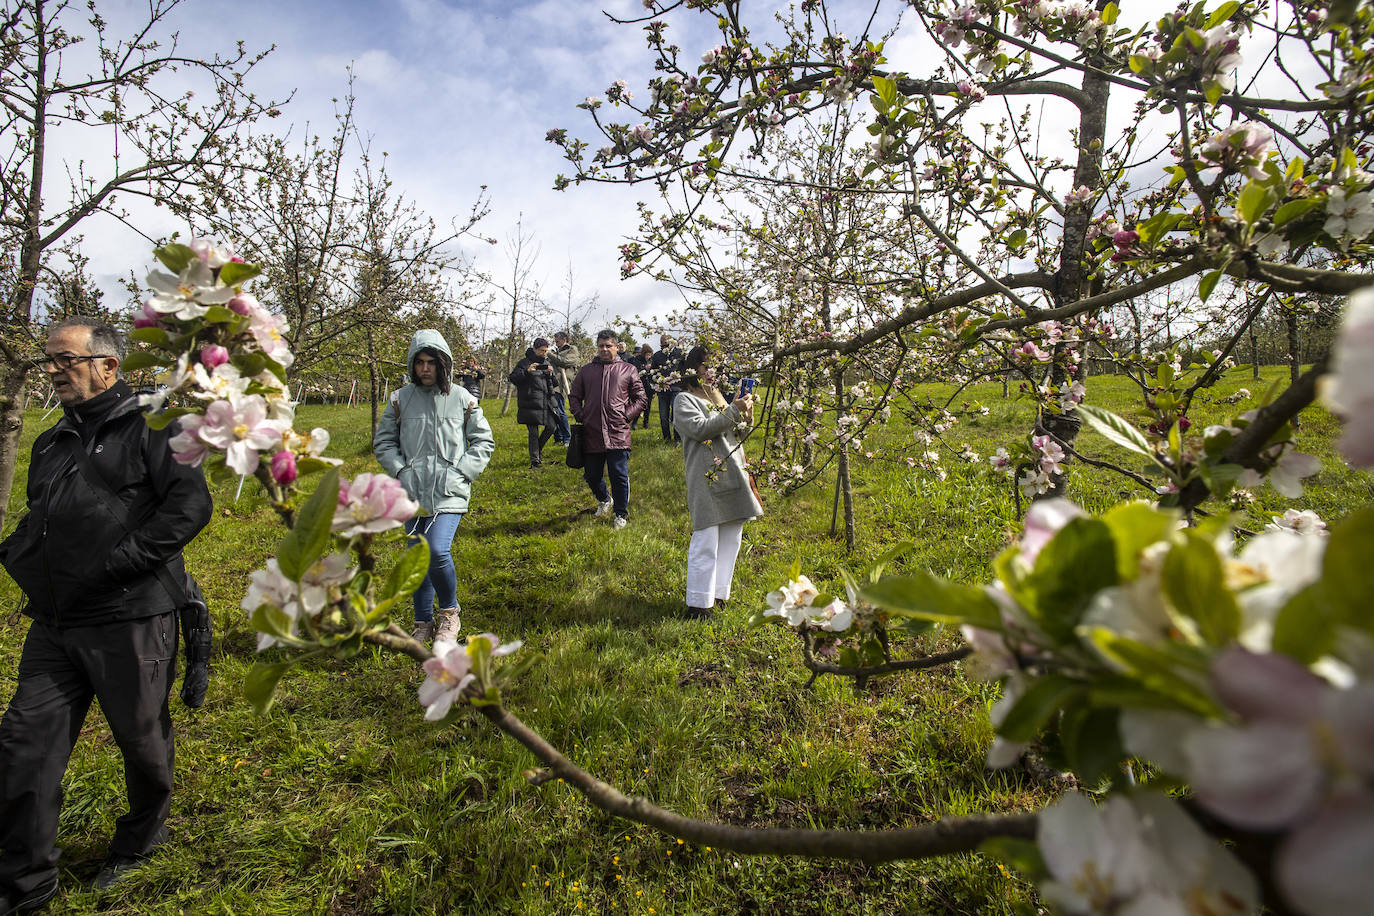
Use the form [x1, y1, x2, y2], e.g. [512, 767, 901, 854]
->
[1, 371, 1367, 914]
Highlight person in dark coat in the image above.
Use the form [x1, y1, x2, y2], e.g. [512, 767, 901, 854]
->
[569, 329, 649, 528]
[649, 334, 684, 443]
[0, 318, 213, 908]
[629, 343, 656, 429]
[457, 357, 486, 400]
[510, 338, 559, 468]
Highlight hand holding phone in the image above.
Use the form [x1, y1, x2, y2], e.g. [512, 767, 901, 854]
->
[739, 377, 758, 395]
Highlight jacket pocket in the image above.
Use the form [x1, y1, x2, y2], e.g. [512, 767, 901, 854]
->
[441, 458, 471, 500]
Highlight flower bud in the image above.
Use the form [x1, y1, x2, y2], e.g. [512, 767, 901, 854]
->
[200, 344, 230, 369]
[270, 449, 298, 486]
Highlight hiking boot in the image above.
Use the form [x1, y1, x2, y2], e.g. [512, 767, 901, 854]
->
[0, 876, 58, 914]
[410, 620, 435, 645]
[685, 605, 713, 620]
[612, 516, 628, 530]
[593, 500, 612, 518]
[434, 607, 462, 643]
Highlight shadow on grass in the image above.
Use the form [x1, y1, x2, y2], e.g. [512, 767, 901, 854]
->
[466, 506, 594, 538]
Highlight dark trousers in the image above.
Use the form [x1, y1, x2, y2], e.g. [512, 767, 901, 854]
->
[583, 449, 630, 518]
[551, 392, 571, 444]
[640, 393, 653, 428]
[526, 423, 554, 465]
[658, 391, 680, 441]
[0, 614, 176, 895]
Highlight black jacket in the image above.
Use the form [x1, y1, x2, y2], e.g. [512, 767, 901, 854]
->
[510, 350, 558, 427]
[457, 367, 485, 399]
[0, 382, 212, 627]
[629, 353, 656, 395]
[649, 346, 684, 392]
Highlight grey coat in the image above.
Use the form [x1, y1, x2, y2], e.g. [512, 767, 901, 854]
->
[546, 343, 581, 396]
[374, 330, 495, 514]
[673, 392, 762, 531]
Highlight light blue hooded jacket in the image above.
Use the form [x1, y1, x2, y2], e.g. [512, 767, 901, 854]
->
[373, 330, 495, 514]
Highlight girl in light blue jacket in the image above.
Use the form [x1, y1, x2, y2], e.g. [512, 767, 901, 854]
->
[374, 330, 495, 643]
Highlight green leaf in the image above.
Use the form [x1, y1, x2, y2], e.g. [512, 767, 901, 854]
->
[1271, 583, 1333, 664]
[1101, 1, 1119, 25]
[1162, 532, 1240, 644]
[1322, 504, 1374, 634]
[871, 74, 897, 108]
[1236, 180, 1271, 225]
[1128, 54, 1153, 74]
[381, 541, 431, 602]
[1285, 157, 1305, 183]
[1205, 0, 1240, 29]
[142, 406, 191, 430]
[244, 661, 291, 715]
[1060, 705, 1125, 786]
[1198, 268, 1223, 302]
[232, 351, 269, 379]
[1205, 80, 1224, 105]
[1083, 628, 1220, 716]
[128, 326, 171, 347]
[1101, 502, 1178, 579]
[1022, 518, 1119, 641]
[866, 539, 915, 582]
[997, 675, 1084, 742]
[276, 467, 341, 581]
[1272, 197, 1320, 228]
[860, 571, 1001, 628]
[153, 243, 195, 274]
[1077, 405, 1156, 461]
[218, 261, 261, 287]
[250, 604, 297, 642]
[119, 351, 168, 373]
[202, 305, 242, 324]
[1006, 228, 1027, 250]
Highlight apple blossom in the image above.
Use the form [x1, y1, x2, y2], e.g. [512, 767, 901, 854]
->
[333, 472, 420, 537]
[189, 237, 239, 268]
[1266, 508, 1327, 536]
[168, 415, 210, 467]
[195, 395, 289, 475]
[763, 575, 820, 626]
[271, 450, 298, 486]
[1323, 288, 1374, 468]
[1324, 188, 1374, 241]
[146, 260, 235, 320]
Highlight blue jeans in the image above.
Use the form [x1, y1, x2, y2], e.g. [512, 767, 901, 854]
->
[583, 449, 630, 518]
[405, 512, 462, 622]
[658, 390, 680, 441]
[552, 391, 571, 444]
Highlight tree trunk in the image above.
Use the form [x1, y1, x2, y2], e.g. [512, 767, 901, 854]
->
[367, 327, 381, 434]
[1249, 318, 1261, 380]
[1286, 312, 1301, 384]
[0, 367, 32, 531]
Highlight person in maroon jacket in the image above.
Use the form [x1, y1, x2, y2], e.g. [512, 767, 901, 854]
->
[569, 329, 649, 529]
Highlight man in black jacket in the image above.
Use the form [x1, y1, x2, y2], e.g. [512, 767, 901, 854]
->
[0, 317, 212, 911]
[649, 334, 684, 443]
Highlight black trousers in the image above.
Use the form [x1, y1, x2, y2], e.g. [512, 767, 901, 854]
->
[0, 613, 176, 895]
[526, 423, 554, 464]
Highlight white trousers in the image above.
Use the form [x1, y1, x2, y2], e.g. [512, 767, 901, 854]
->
[685, 521, 744, 608]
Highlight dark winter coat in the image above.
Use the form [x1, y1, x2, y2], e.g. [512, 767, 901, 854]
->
[649, 346, 684, 392]
[0, 381, 213, 627]
[511, 349, 559, 427]
[569, 358, 648, 452]
[629, 352, 656, 395]
[457, 368, 485, 399]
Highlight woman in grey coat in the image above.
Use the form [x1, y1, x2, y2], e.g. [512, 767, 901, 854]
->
[672, 346, 762, 619]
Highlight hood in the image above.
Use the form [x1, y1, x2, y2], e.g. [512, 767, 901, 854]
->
[407, 329, 452, 365]
[525, 347, 538, 360]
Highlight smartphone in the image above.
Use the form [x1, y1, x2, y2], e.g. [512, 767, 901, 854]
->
[739, 377, 758, 395]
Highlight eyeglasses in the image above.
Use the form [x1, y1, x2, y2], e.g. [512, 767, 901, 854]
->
[37, 353, 111, 371]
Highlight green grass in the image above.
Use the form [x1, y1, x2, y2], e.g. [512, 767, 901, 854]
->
[0, 369, 1368, 914]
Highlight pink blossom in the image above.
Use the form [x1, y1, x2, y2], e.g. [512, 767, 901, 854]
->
[1324, 288, 1374, 468]
[168, 415, 209, 466]
[133, 301, 164, 329]
[271, 450, 298, 486]
[1019, 497, 1084, 562]
[333, 472, 419, 537]
[195, 395, 289, 475]
[200, 344, 229, 369]
[228, 292, 258, 316]
[1016, 341, 1051, 361]
[419, 640, 476, 721]
[1063, 185, 1093, 207]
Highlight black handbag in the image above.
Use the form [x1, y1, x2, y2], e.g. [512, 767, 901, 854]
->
[565, 424, 586, 469]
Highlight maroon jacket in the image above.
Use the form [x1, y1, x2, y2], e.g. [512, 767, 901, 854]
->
[569, 358, 648, 452]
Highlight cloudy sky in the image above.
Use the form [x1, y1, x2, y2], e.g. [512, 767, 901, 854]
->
[52, 0, 1199, 342]
[62, 0, 738, 340]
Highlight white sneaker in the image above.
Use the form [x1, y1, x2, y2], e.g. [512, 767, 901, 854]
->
[594, 500, 612, 518]
[612, 516, 627, 530]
